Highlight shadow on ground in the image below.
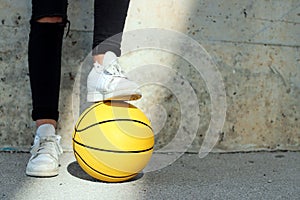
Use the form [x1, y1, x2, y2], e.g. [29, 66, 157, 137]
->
[67, 161, 144, 183]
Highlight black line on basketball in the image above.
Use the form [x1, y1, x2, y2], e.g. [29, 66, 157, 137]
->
[74, 150, 137, 179]
[75, 102, 104, 129]
[75, 118, 152, 132]
[73, 138, 154, 153]
[74, 102, 104, 139]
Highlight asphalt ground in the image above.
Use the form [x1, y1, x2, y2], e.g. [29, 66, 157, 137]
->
[0, 151, 299, 200]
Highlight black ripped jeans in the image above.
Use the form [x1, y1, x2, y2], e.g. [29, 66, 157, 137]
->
[28, 0, 130, 121]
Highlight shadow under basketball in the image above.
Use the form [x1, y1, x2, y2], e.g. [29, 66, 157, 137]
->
[67, 161, 144, 183]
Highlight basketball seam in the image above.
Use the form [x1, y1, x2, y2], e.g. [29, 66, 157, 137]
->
[74, 102, 103, 138]
[75, 102, 103, 129]
[75, 118, 153, 132]
[73, 138, 154, 153]
[73, 150, 137, 179]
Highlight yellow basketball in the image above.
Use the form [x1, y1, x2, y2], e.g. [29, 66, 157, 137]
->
[72, 101, 154, 182]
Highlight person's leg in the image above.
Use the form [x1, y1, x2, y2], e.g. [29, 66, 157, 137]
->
[26, 0, 67, 177]
[29, 0, 68, 127]
[92, 0, 130, 64]
[87, 0, 141, 102]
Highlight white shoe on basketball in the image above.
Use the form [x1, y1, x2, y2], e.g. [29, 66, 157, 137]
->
[87, 51, 142, 102]
[26, 124, 63, 177]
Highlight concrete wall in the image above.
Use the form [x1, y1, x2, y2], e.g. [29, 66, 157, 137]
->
[0, 0, 299, 153]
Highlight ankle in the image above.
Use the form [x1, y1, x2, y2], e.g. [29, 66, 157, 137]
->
[93, 54, 105, 65]
[36, 119, 57, 128]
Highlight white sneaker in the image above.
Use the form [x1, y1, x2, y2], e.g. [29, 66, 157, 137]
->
[87, 51, 142, 102]
[26, 124, 63, 177]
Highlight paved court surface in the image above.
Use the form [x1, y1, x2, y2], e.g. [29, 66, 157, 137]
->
[0, 151, 299, 200]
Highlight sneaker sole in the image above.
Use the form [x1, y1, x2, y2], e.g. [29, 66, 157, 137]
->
[26, 169, 59, 177]
[87, 90, 142, 102]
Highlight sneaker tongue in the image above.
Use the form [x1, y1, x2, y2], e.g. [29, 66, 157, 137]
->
[36, 124, 56, 137]
[103, 51, 117, 67]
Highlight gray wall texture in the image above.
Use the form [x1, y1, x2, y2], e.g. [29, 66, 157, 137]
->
[0, 0, 299, 153]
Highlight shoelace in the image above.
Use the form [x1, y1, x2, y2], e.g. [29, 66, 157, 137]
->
[30, 135, 63, 159]
[103, 60, 126, 78]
